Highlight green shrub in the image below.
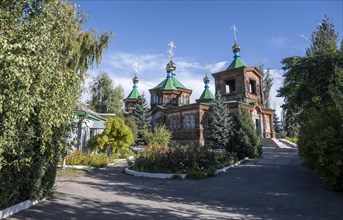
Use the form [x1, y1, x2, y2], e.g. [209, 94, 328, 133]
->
[133, 145, 237, 178]
[87, 117, 134, 158]
[285, 136, 298, 144]
[66, 151, 109, 168]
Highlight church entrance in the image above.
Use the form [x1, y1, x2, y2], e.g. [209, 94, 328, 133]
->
[252, 109, 263, 137]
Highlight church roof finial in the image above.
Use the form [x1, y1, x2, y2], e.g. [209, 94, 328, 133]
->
[166, 41, 176, 73]
[231, 24, 241, 58]
[132, 62, 139, 88]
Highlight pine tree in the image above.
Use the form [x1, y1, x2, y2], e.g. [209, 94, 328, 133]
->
[132, 93, 151, 145]
[228, 106, 262, 159]
[207, 92, 231, 149]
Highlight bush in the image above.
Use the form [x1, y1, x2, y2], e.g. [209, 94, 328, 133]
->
[133, 145, 237, 178]
[147, 125, 172, 147]
[87, 117, 134, 158]
[66, 151, 109, 168]
[285, 136, 298, 144]
[298, 107, 343, 190]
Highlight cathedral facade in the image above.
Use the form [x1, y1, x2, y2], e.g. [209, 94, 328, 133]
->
[124, 40, 275, 146]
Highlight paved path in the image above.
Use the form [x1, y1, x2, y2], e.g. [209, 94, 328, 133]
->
[8, 147, 343, 220]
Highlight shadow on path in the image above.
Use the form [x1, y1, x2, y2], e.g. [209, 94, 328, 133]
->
[8, 147, 343, 220]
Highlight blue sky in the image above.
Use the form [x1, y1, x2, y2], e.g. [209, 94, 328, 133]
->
[74, 0, 343, 117]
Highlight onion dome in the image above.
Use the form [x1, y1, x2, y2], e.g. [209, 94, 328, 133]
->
[166, 59, 176, 73]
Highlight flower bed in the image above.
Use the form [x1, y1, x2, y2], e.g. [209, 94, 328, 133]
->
[66, 151, 109, 168]
[132, 145, 238, 179]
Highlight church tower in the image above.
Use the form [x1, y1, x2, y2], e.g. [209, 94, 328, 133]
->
[149, 41, 192, 108]
[212, 25, 275, 138]
[124, 63, 141, 113]
[196, 73, 214, 103]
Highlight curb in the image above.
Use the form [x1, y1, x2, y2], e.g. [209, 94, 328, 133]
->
[0, 199, 45, 219]
[125, 158, 247, 179]
[214, 158, 248, 175]
[57, 165, 93, 170]
[124, 168, 187, 179]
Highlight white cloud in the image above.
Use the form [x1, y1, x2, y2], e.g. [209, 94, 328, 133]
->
[267, 69, 285, 118]
[82, 52, 222, 105]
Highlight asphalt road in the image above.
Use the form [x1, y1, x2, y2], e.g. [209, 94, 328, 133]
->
[8, 147, 343, 220]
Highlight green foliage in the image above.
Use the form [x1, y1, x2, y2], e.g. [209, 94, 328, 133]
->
[278, 17, 343, 190]
[88, 72, 124, 116]
[66, 150, 108, 168]
[285, 136, 298, 144]
[262, 68, 273, 109]
[208, 92, 232, 149]
[0, 0, 111, 209]
[273, 113, 284, 138]
[87, 117, 134, 158]
[133, 145, 237, 178]
[132, 94, 151, 145]
[125, 116, 138, 143]
[228, 106, 262, 159]
[144, 125, 172, 147]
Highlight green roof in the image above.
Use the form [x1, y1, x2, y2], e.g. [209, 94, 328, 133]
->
[154, 76, 188, 90]
[73, 110, 106, 121]
[127, 88, 140, 99]
[226, 57, 246, 70]
[199, 88, 214, 100]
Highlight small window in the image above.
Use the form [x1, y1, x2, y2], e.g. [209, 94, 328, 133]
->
[249, 80, 256, 94]
[226, 80, 236, 93]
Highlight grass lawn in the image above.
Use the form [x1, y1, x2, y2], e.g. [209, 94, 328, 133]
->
[56, 168, 89, 179]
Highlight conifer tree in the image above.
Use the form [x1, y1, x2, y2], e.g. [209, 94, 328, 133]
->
[132, 94, 151, 145]
[228, 106, 262, 159]
[208, 92, 231, 149]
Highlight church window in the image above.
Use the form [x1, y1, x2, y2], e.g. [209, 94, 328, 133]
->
[166, 96, 170, 103]
[226, 80, 236, 93]
[189, 114, 195, 129]
[249, 80, 256, 94]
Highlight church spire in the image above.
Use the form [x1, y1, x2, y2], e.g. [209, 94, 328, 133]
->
[227, 25, 246, 70]
[197, 70, 214, 103]
[126, 62, 140, 99]
[166, 41, 176, 75]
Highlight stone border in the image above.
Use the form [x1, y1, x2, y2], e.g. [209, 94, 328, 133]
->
[214, 158, 248, 175]
[125, 158, 247, 179]
[125, 168, 187, 179]
[279, 139, 297, 148]
[0, 199, 45, 219]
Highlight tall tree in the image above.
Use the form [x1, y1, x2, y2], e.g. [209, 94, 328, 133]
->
[228, 106, 262, 159]
[0, 0, 112, 209]
[132, 94, 151, 145]
[258, 61, 273, 108]
[207, 92, 231, 149]
[262, 68, 273, 109]
[306, 15, 339, 55]
[278, 17, 343, 189]
[88, 72, 124, 116]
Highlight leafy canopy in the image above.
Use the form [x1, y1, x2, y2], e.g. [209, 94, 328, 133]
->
[88, 72, 124, 116]
[0, 0, 111, 209]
